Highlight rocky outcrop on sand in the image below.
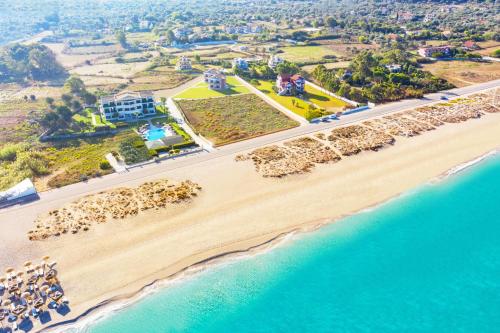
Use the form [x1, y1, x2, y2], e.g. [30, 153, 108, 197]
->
[29, 179, 201, 240]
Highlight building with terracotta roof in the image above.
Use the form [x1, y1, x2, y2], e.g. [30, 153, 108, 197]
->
[276, 74, 305, 96]
[418, 45, 452, 58]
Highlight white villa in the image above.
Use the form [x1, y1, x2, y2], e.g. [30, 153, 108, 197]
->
[176, 56, 192, 71]
[204, 69, 227, 90]
[268, 55, 284, 69]
[233, 58, 248, 70]
[99, 91, 156, 121]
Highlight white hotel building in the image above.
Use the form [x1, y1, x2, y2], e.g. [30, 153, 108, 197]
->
[99, 91, 156, 121]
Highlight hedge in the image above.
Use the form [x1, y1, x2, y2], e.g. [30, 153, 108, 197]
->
[152, 141, 198, 154]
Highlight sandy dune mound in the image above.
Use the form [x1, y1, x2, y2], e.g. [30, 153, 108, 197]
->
[29, 179, 201, 240]
[236, 145, 314, 178]
[364, 115, 435, 137]
[328, 125, 395, 154]
[406, 109, 445, 127]
[284, 137, 341, 164]
[238, 91, 496, 179]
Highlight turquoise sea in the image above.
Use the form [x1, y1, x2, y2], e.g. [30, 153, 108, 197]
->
[82, 154, 500, 333]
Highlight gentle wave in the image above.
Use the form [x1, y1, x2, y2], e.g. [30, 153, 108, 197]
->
[441, 149, 498, 179]
[42, 231, 299, 333]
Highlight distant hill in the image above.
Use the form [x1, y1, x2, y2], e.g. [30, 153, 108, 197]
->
[0, 43, 67, 83]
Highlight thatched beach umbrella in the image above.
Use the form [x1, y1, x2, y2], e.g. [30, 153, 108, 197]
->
[42, 256, 50, 264]
[23, 261, 32, 268]
[40, 285, 50, 295]
[5, 268, 14, 279]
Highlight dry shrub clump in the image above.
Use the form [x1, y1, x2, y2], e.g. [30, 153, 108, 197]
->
[284, 137, 341, 164]
[28, 179, 201, 240]
[242, 145, 314, 178]
[328, 125, 395, 154]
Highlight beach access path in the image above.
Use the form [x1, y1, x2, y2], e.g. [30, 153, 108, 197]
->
[1, 79, 499, 214]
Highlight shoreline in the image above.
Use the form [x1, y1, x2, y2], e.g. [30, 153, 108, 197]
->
[42, 147, 500, 333]
[1, 97, 499, 333]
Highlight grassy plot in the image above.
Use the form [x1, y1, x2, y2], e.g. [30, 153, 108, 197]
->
[174, 76, 250, 99]
[421, 60, 500, 87]
[176, 94, 299, 146]
[279, 45, 338, 62]
[251, 80, 349, 119]
[42, 130, 142, 189]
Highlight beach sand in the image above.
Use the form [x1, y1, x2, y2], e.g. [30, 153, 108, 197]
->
[1, 111, 500, 331]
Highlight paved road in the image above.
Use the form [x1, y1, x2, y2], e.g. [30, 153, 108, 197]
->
[2, 79, 499, 213]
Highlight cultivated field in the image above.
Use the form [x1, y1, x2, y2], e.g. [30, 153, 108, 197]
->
[176, 93, 299, 146]
[316, 41, 379, 59]
[476, 41, 500, 56]
[278, 45, 338, 62]
[422, 60, 500, 87]
[44, 43, 112, 69]
[302, 61, 350, 73]
[127, 71, 196, 92]
[70, 62, 153, 78]
[174, 76, 250, 99]
[0, 85, 63, 144]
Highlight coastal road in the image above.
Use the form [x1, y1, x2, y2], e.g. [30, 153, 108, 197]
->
[2, 79, 499, 213]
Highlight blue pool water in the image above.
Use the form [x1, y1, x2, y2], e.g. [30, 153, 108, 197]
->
[84, 154, 500, 333]
[145, 127, 166, 141]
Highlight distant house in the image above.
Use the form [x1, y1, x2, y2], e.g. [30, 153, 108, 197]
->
[385, 64, 402, 73]
[204, 69, 227, 90]
[463, 40, 479, 51]
[99, 91, 156, 121]
[340, 69, 352, 81]
[418, 45, 452, 58]
[176, 56, 192, 71]
[276, 74, 305, 96]
[386, 33, 400, 41]
[173, 27, 192, 39]
[233, 58, 248, 70]
[268, 55, 284, 69]
[224, 25, 262, 35]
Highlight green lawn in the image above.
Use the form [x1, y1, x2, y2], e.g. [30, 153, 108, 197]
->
[174, 76, 250, 99]
[252, 80, 349, 119]
[279, 46, 338, 63]
[176, 94, 299, 146]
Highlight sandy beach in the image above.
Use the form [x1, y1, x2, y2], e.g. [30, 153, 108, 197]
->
[1, 96, 500, 331]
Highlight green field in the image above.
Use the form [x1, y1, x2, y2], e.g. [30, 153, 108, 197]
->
[174, 76, 250, 99]
[252, 80, 349, 119]
[279, 45, 338, 63]
[176, 93, 299, 146]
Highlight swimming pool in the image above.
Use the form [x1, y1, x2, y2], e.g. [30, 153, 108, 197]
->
[145, 127, 166, 141]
